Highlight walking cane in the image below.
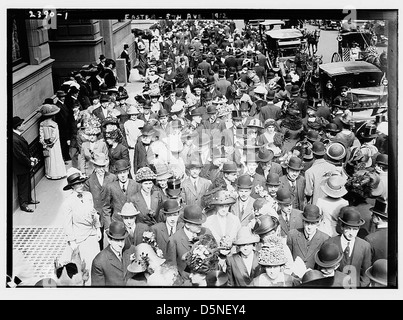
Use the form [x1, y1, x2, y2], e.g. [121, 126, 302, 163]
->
[31, 163, 37, 210]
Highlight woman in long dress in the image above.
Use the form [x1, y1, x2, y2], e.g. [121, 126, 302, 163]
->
[38, 104, 67, 180]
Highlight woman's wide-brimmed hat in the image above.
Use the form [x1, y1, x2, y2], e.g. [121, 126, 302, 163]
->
[209, 190, 236, 206]
[181, 204, 207, 225]
[127, 243, 166, 273]
[154, 161, 172, 180]
[320, 175, 348, 198]
[90, 152, 109, 167]
[314, 242, 343, 268]
[105, 221, 128, 240]
[338, 206, 365, 227]
[38, 104, 60, 117]
[258, 236, 287, 266]
[135, 166, 157, 183]
[256, 148, 274, 163]
[63, 168, 89, 191]
[233, 226, 260, 246]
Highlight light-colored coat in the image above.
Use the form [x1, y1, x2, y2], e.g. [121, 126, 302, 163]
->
[182, 177, 212, 207]
[230, 197, 255, 226]
[203, 213, 242, 245]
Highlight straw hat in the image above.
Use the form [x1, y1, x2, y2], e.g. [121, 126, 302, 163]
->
[118, 202, 139, 217]
[233, 226, 260, 246]
[38, 104, 60, 117]
[63, 168, 88, 191]
[135, 167, 157, 183]
[320, 175, 347, 198]
[127, 243, 166, 273]
[90, 153, 108, 167]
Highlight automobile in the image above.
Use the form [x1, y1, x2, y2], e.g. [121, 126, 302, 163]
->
[262, 28, 306, 73]
[319, 61, 388, 121]
[331, 29, 377, 62]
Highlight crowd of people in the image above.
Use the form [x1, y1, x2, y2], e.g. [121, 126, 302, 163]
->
[12, 19, 390, 288]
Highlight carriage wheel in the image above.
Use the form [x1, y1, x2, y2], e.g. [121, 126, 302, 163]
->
[331, 52, 342, 62]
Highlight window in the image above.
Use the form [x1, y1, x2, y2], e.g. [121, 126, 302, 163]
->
[11, 17, 29, 69]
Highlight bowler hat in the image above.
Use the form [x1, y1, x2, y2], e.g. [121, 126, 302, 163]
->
[222, 162, 238, 173]
[186, 157, 203, 169]
[338, 207, 365, 227]
[256, 148, 274, 163]
[106, 221, 128, 240]
[90, 153, 108, 167]
[236, 175, 253, 189]
[370, 197, 388, 219]
[63, 168, 89, 191]
[114, 159, 131, 173]
[301, 270, 328, 287]
[326, 142, 346, 162]
[266, 173, 280, 186]
[141, 124, 155, 136]
[209, 190, 236, 206]
[253, 198, 268, 211]
[312, 141, 326, 156]
[166, 178, 182, 198]
[190, 107, 203, 117]
[321, 175, 347, 198]
[13, 116, 24, 129]
[276, 188, 293, 205]
[100, 94, 111, 102]
[325, 123, 341, 134]
[287, 156, 304, 171]
[233, 226, 260, 245]
[314, 242, 343, 268]
[306, 130, 320, 143]
[56, 90, 67, 97]
[158, 109, 169, 118]
[181, 205, 206, 225]
[118, 202, 139, 216]
[160, 199, 182, 215]
[207, 105, 217, 115]
[252, 215, 279, 235]
[365, 259, 388, 286]
[302, 204, 322, 222]
[206, 270, 229, 287]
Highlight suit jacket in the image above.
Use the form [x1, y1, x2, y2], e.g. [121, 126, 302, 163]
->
[256, 162, 284, 180]
[92, 106, 108, 123]
[91, 244, 136, 286]
[12, 132, 32, 175]
[278, 208, 304, 238]
[182, 177, 212, 208]
[54, 100, 72, 139]
[102, 179, 140, 229]
[108, 143, 130, 173]
[304, 159, 336, 205]
[324, 236, 372, 287]
[103, 68, 117, 89]
[84, 171, 117, 227]
[279, 175, 306, 211]
[259, 103, 282, 122]
[364, 228, 387, 264]
[133, 139, 153, 173]
[129, 190, 164, 226]
[203, 213, 242, 245]
[231, 197, 255, 226]
[226, 251, 262, 287]
[124, 222, 150, 249]
[165, 226, 213, 279]
[151, 221, 185, 258]
[287, 228, 330, 269]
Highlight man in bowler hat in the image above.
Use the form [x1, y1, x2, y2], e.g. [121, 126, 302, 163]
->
[12, 116, 40, 212]
[279, 156, 306, 211]
[276, 188, 303, 238]
[287, 204, 329, 269]
[165, 205, 213, 281]
[323, 207, 372, 287]
[91, 220, 136, 286]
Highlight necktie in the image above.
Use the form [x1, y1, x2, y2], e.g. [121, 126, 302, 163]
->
[122, 184, 126, 193]
[170, 226, 174, 236]
[117, 252, 122, 261]
[194, 180, 197, 193]
[344, 242, 350, 259]
[285, 214, 289, 227]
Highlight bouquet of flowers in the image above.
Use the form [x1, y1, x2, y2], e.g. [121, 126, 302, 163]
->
[142, 231, 164, 258]
[185, 234, 219, 275]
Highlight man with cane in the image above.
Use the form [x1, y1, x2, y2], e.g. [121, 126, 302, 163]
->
[12, 116, 40, 212]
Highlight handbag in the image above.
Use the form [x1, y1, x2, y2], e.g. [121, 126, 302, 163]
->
[43, 148, 50, 157]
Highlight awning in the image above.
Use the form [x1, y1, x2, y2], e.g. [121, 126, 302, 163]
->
[265, 28, 303, 39]
[319, 61, 382, 76]
[277, 40, 301, 46]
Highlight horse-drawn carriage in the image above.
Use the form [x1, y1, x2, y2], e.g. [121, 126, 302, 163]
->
[320, 20, 340, 30]
[331, 29, 377, 62]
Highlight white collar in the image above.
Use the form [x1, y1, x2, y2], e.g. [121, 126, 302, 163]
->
[340, 235, 355, 253]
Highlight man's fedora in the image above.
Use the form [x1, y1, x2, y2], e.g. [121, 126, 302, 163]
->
[222, 161, 238, 173]
[181, 204, 206, 225]
[314, 242, 343, 268]
[90, 153, 109, 167]
[114, 159, 131, 173]
[338, 207, 365, 227]
[302, 204, 322, 222]
[369, 197, 388, 219]
[106, 221, 128, 240]
[312, 141, 326, 156]
[256, 148, 274, 163]
[160, 199, 182, 215]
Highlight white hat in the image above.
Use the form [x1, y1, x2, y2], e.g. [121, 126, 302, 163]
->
[171, 100, 185, 113]
[254, 86, 267, 95]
